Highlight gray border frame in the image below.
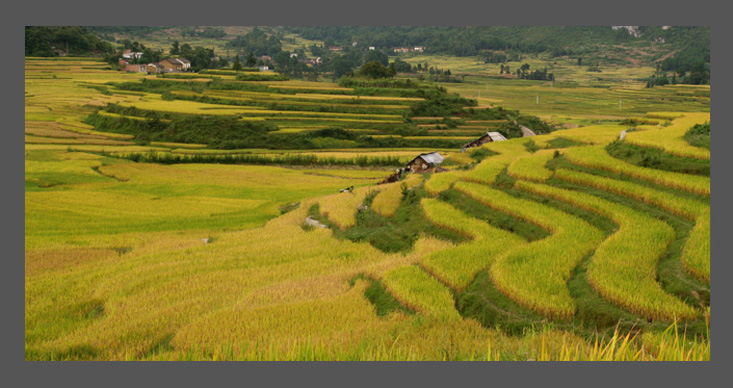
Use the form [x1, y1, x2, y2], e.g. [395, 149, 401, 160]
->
[9, 0, 728, 386]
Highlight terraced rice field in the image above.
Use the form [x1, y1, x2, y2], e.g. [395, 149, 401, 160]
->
[24, 58, 710, 360]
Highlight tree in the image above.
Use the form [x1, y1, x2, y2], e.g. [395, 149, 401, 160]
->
[364, 50, 389, 66]
[358, 60, 391, 79]
[232, 55, 242, 72]
[170, 41, 180, 55]
[246, 52, 256, 67]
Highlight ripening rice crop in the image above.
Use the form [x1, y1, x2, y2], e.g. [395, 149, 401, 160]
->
[419, 199, 525, 290]
[424, 170, 469, 195]
[624, 113, 710, 160]
[465, 140, 529, 185]
[554, 169, 708, 221]
[562, 145, 710, 196]
[534, 125, 628, 147]
[507, 149, 556, 182]
[554, 169, 709, 283]
[371, 174, 423, 218]
[516, 181, 698, 321]
[681, 208, 710, 283]
[454, 181, 604, 320]
[318, 186, 382, 229]
[382, 265, 462, 322]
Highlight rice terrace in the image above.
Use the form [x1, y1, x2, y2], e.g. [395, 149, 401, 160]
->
[25, 26, 711, 361]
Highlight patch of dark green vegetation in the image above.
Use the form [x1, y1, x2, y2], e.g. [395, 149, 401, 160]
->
[546, 137, 582, 149]
[101, 149, 404, 168]
[456, 270, 546, 335]
[606, 140, 709, 176]
[684, 122, 710, 149]
[306, 184, 467, 254]
[524, 139, 540, 153]
[468, 147, 498, 162]
[349, 273, 413, 317]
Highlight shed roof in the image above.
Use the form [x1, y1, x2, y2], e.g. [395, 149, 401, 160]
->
[409, 152, 444, 166]
[487, 132, 507, 141]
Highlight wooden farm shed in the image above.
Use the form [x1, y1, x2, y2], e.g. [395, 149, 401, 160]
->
[406, 152, 444, 173]
[461, 131, 507, 152]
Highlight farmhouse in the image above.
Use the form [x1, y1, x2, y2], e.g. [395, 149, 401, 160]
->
[328, 46, 343, 51]
[406, 152, 444, 173]
[413, 46, 426, 52]
[461, 131, 507, 152]
[393, 47, 410, 53]
[259, 65, 270, 71]
[122, 49, 144, 60]
[146, 63, 162, 74]
[159, 57, 191, 72]
[124, 64, 148, 73]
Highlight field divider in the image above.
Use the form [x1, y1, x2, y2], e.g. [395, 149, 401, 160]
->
[420, 198, 526, 291]
[516, 181, 699, 321]
[554, 168, 710, 284]
[453, 181, 604, 320]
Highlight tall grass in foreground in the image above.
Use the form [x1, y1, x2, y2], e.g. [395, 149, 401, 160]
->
[146, 320, 708, 361]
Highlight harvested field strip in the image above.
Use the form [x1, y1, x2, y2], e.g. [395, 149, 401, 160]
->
[318, 186, 382, 230]
[464, 120, 508, 124]
[562, 145, 710, 196]
[420, 199, 525, 291]
[371, 174, 423, 218]
[412, 117, 462, 120]
[516, 181, 697, 321]
[507, 149, 556, 182]
[624, 113, 710, 160]
[24, 135, 134, 146]
[681, 208, 710, 283]
[382, 265, 461, 322]
[293, 93, 424, 102]
[454, 181, 604, 320]
[425, 170, 469, 195]
[262, 117, 403, 124]
[457, 126, 502, 130]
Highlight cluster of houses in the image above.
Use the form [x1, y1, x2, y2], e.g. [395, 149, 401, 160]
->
[393, 46, 426, 53]
[121, 57, 191, 74]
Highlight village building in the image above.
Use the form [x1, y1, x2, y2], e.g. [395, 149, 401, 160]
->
[124, 64, 148, 73]
[393, 47, 410, 53]
[290, 53, 298, 58]
[146, 63, 162, 74]
[413, 46, 426, 52]
[368, 46, 375, 51]
[159, 57, 191, 72]
[302, 59, 316, 67]
[328, 46, 343, 52]
[406, 152, 444, 173]
[258, 55, 272, 63]
[122, 49, 144, 60]
[259, 65, 270, 71]
[461, 131, 507, 152]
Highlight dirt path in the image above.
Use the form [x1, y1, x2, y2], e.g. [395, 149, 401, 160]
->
[520, 125, 536, 137]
